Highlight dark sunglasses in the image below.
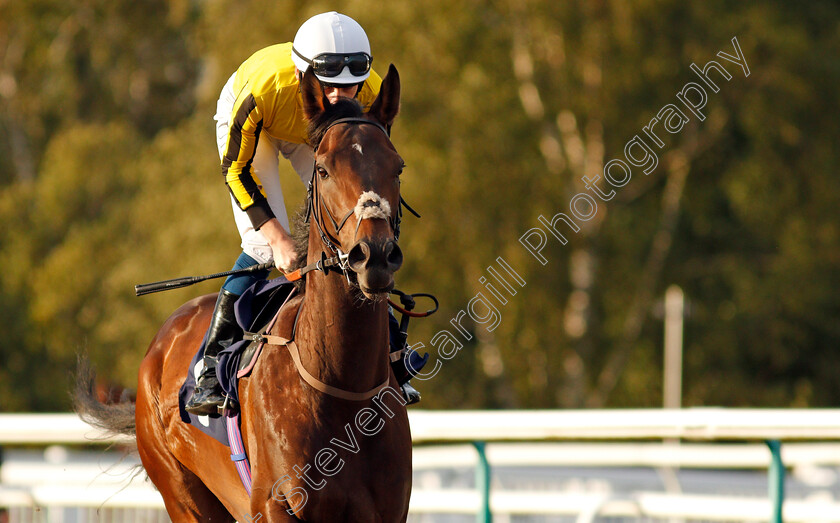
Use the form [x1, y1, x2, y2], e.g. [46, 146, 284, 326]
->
[293, 46, 372, 78]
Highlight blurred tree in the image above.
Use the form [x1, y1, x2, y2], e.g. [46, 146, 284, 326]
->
[0, 121, 145, 410]
[0, 0, 199, 185]
[0, 0, 838, 412]
[361, 0, 840, 409]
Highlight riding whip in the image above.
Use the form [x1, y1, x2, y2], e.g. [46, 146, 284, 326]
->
[134, 262, 275, 296]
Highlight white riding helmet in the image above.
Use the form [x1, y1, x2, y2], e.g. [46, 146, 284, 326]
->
[291, 12, 372, 85]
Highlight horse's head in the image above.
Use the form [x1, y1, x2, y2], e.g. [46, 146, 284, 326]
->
[301, 65, 404, 300]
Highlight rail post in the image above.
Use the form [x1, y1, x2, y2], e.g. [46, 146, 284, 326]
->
[766, 439, 784, 523]
[472, 440, 492, 522]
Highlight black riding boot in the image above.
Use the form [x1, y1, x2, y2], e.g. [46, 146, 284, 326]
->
[388, 311, 427, 405]
[390, 350, 424, 405]
[185, 289, 241, 415]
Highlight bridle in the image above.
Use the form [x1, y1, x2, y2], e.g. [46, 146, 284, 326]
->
[251, 117, 422, 402]
[250, 117, 434, 403]
[286, 116, 419, 283]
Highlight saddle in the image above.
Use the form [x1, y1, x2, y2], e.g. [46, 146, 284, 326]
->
[177, 278, 296, 445]
[217, 278, 298, 404]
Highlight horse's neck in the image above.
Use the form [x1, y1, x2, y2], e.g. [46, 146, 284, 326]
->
[295, 258, 390, 392]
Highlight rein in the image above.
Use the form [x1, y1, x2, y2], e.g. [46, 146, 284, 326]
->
[283, 252, 347, 282]
[388, 289, 439, 318]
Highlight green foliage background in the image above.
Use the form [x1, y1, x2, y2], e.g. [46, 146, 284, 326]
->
[0, 0, 838, 411]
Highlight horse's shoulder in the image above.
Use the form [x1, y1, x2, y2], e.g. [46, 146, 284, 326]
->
[145, 294, 214, 355]
[179, 293, 216, 314]
[163, 294, 215, 325]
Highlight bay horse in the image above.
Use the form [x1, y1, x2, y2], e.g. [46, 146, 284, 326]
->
[77, 65, 412, 521]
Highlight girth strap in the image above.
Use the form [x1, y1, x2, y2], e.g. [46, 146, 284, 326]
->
[247, 332, 391, 401]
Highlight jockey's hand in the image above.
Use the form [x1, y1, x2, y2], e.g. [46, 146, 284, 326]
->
[259, 218, 298, 273]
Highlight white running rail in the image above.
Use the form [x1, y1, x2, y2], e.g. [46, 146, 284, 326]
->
[3, 409, 840, 521]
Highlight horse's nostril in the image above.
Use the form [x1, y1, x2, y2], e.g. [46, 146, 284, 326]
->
[348, 241, 370, 271]
[385, 240, 403, 271]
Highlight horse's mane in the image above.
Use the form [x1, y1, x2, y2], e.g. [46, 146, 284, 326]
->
[288, 203, 310, 292]
[306, 96, 366, 149]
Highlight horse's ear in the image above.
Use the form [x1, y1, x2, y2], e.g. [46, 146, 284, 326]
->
[368, 64, 400, 127]
[301, 67, 329, 121]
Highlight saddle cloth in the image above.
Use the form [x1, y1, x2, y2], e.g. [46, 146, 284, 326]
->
[177, 277, 296, 447]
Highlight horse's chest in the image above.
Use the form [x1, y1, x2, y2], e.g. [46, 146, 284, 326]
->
[243, 366, 412, 519]
[296, 471, 409, 522]
[273, 418, 411, 520]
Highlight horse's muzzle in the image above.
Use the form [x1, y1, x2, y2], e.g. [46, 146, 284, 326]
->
[347, 238, 403, 297]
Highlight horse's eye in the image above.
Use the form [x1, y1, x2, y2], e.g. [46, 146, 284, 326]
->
[317, 166, 329, 179]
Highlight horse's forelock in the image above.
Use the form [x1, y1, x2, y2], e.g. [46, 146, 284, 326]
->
[307, 98, 366, 148]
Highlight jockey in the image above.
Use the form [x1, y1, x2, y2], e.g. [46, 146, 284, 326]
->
[185, 12, 421, 416]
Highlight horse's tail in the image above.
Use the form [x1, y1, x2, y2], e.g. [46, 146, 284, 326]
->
[73, 354, 137, 439]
